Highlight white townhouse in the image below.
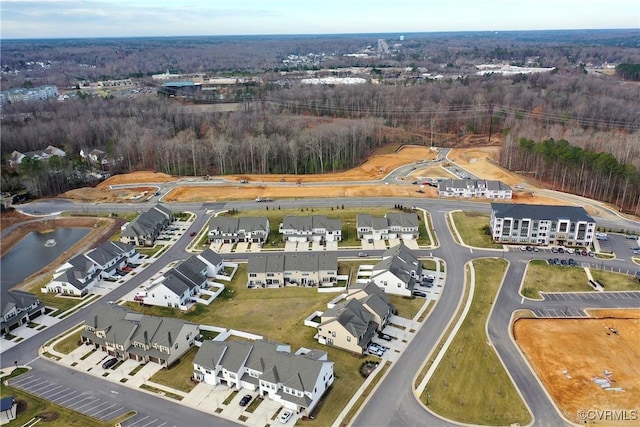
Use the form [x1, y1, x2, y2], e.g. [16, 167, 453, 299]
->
[1, 289, 45, 335]
[438, 179, 512, 199]
[247, 253, 338, 288]
[193, 340, 334, 417]
[44, 254, 101, 296]
[357, 212, 419, 241]
[368, 243, 423, 297]
[490, 203, 596, 247]
[279, 216, 342, 243]
[208, 217, 270, 244]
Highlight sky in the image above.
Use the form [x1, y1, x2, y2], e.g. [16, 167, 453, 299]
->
[1, 0, 639, 39]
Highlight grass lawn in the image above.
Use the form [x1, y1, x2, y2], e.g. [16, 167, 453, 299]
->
[424, 258, 531, 426]
[26, 275, 85, 313]
[450, 211, 502, 249]
[339, 260, 378, 285]
[123, 263, 367, 426]
[590, 269, 640, 291]
[136, 245, 167, 257]
[0, 368, 123, 427]
[521, 260, 590, 299]
[149, 346, 199, 393]
[389, 295, 426, 319]
[417, 213, 432, 247]
[53, 328, 84, 354]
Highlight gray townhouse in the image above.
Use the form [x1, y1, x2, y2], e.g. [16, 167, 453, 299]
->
[317, 299, 378, 355]
[490, 203, 596, 246]
[208, 217, 270, 244]
[356, 212, 419, 241]
[247, 253, 338, 288]
[193, 339, 334, 417]
[121, 204, 174, 246]
[279, 215, 342, 243]
[1, 289, 45, 335]
[81, 304, 198, 367]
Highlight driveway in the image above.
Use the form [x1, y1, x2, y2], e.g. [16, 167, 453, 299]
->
[373, 239, 388, 250]
[235, 242, 249, 253]
[284, 241, 297, 252]
[360, 239, 375, 250]
[402, 239, 419, 249]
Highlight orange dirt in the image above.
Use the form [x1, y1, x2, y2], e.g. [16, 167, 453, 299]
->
[448, 146, 531, 187]
[60, 186, 158, 203]
[97, 171, 175, 187]
[514, 314, 640, 425]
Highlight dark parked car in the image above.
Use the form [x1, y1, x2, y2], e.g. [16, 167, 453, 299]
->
[102, 357, 117, 369]
[568, 258, 577, 266]
[553, 258, 561, 265]
[412, 290, 427, 297]
[239, 394, 252, 407]
[378, 333, 393, 341]
[560, 259, 568, 266]
[548, 258, 555, 265]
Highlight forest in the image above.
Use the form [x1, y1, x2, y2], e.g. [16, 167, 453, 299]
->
[1, 30, 639, 213]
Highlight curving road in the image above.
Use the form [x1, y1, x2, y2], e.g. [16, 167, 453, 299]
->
[5, 189, 640, 427]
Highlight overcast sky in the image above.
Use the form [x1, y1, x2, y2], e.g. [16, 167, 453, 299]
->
[2, 0, 639, 39]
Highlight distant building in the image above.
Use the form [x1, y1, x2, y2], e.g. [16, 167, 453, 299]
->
[1, 85, 58, 105]
[489, 203, 596, 246]
[158, 81, 201, 97]
[438, 179, 512, 199]
[8, 145, 66, 168]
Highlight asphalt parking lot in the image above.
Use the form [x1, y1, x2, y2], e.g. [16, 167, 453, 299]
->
[9, 373, 134, 423]
[541, 291, 640, 301]
[532, 307, 587, 318]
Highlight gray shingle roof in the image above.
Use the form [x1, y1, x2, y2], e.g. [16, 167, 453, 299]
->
[208, 217, 269, 234]
[491, 203, 594, 222]
[248, 253, 337, 274]
[1, 289, 39, 318]
[323, 299, 377, 343]
[198, 248, 223, 266]
[122, 204, 172, 238]
[282, 215, 341, 232]
[385, 213, 418, 229]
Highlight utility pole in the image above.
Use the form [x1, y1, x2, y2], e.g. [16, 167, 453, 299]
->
[488, 103, 494, 144]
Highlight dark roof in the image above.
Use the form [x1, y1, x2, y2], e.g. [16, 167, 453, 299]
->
[491, 203, 594, 222]
[1, 289, 39, 318]
[198, 249, 223, 266]
[0, 397, 15, 412]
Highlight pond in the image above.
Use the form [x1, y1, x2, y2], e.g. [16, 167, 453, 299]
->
[1, 228, 90, 290]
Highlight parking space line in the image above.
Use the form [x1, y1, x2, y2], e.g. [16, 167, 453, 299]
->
[124, 415, 149, 427]
[9, 375, 39, 387]
[84, 401, 111, 416]
[51, 390, 78, 403]
[140, 418, 160, 427]
[74, 398, 100, 411]
[92, 403, 118, 418]
[42, 386, 68, 398]
[102, 406, 127, 421]
[29, 382, 56, 393]
[58, 392, 84, 405]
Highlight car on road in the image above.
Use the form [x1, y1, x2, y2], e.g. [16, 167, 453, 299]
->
[412, 290, 427, 297]
[358, 252, 368, 257]
[189, 231, 196, 237]
[102, 357, 118, 369]
[279, 409, 293, 424]
[239, 394, 252, 407]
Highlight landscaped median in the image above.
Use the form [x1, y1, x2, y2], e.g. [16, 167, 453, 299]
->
[421, 258, 531, 426]
[448, 211, 503, 249]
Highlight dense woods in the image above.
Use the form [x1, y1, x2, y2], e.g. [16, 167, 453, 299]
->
[616, 63, 640, 81]
[1, 30, 639, 213]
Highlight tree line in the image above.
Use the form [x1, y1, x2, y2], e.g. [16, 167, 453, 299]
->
[501, 137, 640, 214]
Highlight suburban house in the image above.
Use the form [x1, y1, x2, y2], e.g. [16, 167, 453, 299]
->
[345, 282, 395, 329]
[1, 85, 58, 105]
[80, 147, 111, 170]
[490, 203, 596, 246]
[84, 241, 139, 279]
[356, 212, 419, 241]
[369, 243, 423, 297]
[8, 145, 66, 168]
[139, 250, 222, 309]
[279, 216, 342, 243]
[438, 179, 512, 199]
[1, 289, 45, 335]
[193, 339, 334, 416]
[81, 304, 198, 367]
[317, 299, 378, 355]
[247, 253, 338, 288]
[207, 217, 269, 244]
[121, 204, 174, 246]
[44, 254, 101, 296]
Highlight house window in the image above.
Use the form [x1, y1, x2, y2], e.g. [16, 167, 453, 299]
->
[347, 336, 351, 342]
[174, 343, 178, 350]
[332, 331, 336, 337]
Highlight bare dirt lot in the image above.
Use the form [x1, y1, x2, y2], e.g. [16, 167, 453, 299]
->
[448, 146, 531, 187]
[514, 311, 640, 425]
[61, 186, 158, 203]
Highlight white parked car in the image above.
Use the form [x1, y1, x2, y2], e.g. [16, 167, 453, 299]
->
[279, 409, 293, 424]
[566, 248, 575, 254]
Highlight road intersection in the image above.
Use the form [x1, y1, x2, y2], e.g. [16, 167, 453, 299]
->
[4, 191, 640, 426]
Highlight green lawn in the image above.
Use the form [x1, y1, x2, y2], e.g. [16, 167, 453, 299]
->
[149, 346, 199, 393]
[450, 211, 503, 249]
[521, 260, 590, 299]
[124, 263, 367, 426]
[590, 269, 640, 291]
[53, 328, 84, 354]
[389, 295, 427, 319]
[424, 258, 531, 426]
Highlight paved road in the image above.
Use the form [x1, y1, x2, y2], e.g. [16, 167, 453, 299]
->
[6, 195, 640, 427]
